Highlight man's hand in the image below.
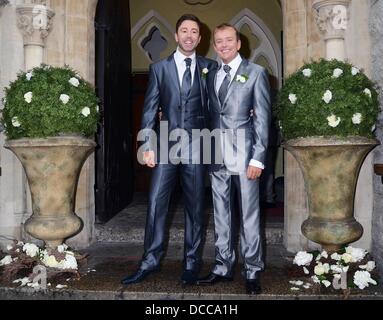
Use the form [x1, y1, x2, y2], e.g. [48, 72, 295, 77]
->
[247, 165, 262, 180]
[143, 151, 156, 168]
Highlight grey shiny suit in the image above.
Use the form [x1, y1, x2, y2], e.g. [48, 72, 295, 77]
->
[140, 53, 217, 273]
[207, 58, 271, 280]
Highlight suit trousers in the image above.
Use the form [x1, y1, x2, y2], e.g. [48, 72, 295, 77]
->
[140, 162, 206, 273]
[210, 166, 264, 280]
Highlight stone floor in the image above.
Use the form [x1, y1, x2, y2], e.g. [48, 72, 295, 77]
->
[1, 193, 382, 301]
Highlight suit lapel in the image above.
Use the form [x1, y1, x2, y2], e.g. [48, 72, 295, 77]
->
[167, 54, 181, 104]
[223, 59, 249, 108]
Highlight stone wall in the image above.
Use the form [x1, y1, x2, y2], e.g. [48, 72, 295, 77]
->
[370, 0, 383, 280]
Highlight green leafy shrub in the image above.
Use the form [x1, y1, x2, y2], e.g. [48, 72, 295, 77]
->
[1, 65, 99, 139]
[275, 59, 379, 140]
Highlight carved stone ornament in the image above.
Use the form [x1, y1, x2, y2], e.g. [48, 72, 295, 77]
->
[313, 0, 350, 40]
[16, 3, 54, 46]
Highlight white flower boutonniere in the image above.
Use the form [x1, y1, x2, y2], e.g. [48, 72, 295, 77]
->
[201, 68, 209, 79]
[236, 74, 249, 83]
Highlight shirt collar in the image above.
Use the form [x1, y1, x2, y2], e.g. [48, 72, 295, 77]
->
[220, 53, 242, 72]
[174, 48, 196, 65]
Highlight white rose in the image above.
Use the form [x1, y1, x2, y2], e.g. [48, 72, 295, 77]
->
[352, 113, 362, 125]
[26, 72, 33, 81]
[341, 253, 352, 264]
[359, 261, 376, 272]
[314, 263, 325, 276]
[6, 244, 13, 251]
[43, 255, 59, 268]
[302, 68, 312, 77]
[311, 275, 321, 284]
[351, 67, 360, 75]
[327, 114, 341, 128]
[202, 68, 209, 74]
[322, 280, 331, 288]
[57, 245, 66, 253]
[364, 88, 372, 98]
[24, 92, 33, 104]
[321, 251, 328, 259]
[22, 243, 39, 258]
[59, 254, 78, 270]
[332, 68, 343, 78]
[69, 77, 80, 87]
[0, 255, 13, 266]
[353, 271, 377, 290]
[345, 246, 367, 262]
[288, 94, 297, 104]
[322, 90, 333, 104]
[60, 94, 70, 104]
[236, 75, 246, 83]
[81, 107, 91, 117]
[293, 251, 313, 266]
[331, 252, 341, 261]
[12, 117, 21, 128]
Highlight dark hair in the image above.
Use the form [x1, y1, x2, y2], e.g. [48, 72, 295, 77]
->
[176, 14, 202, 32]
[214, 23, 240, 41]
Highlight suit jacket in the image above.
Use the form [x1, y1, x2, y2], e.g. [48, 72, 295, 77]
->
[207, 58, 271, 173]
[140, 53, 218, 161]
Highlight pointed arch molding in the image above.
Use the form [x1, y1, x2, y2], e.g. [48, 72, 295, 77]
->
[131, 10, 175, 39]
[230, 8, 282, 87]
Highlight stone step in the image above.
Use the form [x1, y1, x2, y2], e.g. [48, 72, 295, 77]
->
[95, 193, 284, 248]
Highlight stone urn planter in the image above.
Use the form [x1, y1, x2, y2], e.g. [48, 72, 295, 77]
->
[283, 136, 378, 252]
[5, 136, 96, 249]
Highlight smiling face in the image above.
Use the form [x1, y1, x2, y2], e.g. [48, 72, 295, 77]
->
[175, 20, 201, 56]
[213, 26, 241, 64]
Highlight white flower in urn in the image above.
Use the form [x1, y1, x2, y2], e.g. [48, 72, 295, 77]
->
[12, 117, 21, 128]
[332, 68, 343, 78]
[293, 251, 313, 266]
[288, 94, 297, 105]
[364, 88, 372, 98]
[60, 254, 78, 270]
[327, 114, 341, 128]
[352, 113, 362, 125]
[81, 107, 91, 117]
[24, 92, 33, 104]
[351, 67, 360, 75]
[60, 94, 70, 105]
[57, 244, 68, 253]
[69, 77, 80, 87]
[302, 68, 312, 77]
[322, 90, 333, 104]
[26, 72, 33, 81]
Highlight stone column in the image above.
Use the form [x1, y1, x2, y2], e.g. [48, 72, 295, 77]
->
[312, 0, 350, 61]
[16, 0, 54, 70]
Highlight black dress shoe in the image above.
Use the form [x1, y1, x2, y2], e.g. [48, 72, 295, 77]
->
[181, 270, 198, 285]
[246, 278, 262, 295]
[196, 273, 233, 286]
[121, 269, 157, 285]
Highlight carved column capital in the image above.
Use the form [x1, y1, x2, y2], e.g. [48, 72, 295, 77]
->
[16, 2, 55, 47]
[0, 0, 9, 16]
[312, 0, 351, 40]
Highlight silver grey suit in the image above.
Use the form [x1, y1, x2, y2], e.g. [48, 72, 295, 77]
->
[207, 58, 271, 280]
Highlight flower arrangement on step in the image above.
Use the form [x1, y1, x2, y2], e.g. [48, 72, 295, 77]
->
[289, 246, 378, 293]
[0, 240, 88, 289]
[275, 59, 379, 140]
[1, 64, 99, 139]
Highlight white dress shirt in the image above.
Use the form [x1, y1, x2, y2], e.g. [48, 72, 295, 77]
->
[174, 48, 196, 87]
[216, 54, 264, 170]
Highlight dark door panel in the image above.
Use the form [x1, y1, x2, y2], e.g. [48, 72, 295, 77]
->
[95, 0, 133, 222]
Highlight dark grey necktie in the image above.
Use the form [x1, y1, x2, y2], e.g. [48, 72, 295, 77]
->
[218, 64, 232, 106]
[181, 58, 192, 102]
